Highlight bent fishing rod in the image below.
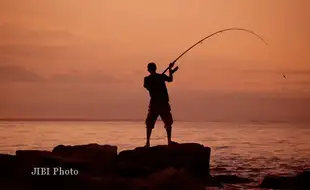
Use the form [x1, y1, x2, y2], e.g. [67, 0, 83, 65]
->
[162, 28, 268, 74]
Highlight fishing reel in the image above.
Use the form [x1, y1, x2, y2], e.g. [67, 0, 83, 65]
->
[171, 66, 179, 74]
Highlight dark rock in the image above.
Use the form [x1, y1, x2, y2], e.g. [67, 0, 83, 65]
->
[53, 144, 117, 175]
[213, 174, 252, 184]
[117, 143, 211, 178]
[15, 150, 89, 177]
[0, 154, 22, 190]
[1, 143, 212, 190]
[13, 144, 117, 177]
[203, 175, 223, 187]
[294, 171, 310, 190]
[144, 167, 206, 190]
[259, 175, 295, 189]
[0, 154, 17, 176]
[259, 171, 310, 190]
[24, 174, 150, 190]
[14, 150, 54, 176]
[52, 144, 118, 176]
[180, 168, 222, 187]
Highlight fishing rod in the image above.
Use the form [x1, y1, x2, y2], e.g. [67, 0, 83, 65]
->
[162, 28, 268, 74]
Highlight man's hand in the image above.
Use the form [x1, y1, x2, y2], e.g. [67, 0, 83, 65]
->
[169, 62, 175, 69]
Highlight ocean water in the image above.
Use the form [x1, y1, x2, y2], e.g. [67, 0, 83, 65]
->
[0, 121, 310, 188]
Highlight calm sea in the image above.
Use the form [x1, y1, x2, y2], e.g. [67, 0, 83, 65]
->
[0, 121, 309, 187]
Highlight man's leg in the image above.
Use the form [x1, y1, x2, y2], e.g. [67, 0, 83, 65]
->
[145, 106, 158, 147]
[165, 125, 172, 144]
[161, 103, 174, 145]
[145, 127, 152, 148]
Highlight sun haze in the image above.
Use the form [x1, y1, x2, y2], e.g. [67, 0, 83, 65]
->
[1, 0, 310, 122]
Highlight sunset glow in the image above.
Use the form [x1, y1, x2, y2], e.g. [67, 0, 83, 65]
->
[1, 0, 310, 121]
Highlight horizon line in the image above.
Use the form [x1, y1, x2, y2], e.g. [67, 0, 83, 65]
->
[0, 118, 309, 124]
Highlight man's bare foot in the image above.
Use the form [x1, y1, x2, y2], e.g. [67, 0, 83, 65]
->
[168, 141, 179, 146]
[144, 142, 150, 148]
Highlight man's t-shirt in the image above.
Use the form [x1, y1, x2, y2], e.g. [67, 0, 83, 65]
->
[144, 73, 170, 104]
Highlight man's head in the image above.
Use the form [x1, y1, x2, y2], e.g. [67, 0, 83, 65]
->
[147, 62, 157, 74]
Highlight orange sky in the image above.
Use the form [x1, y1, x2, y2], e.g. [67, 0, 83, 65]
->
[1, 0, 310, 121]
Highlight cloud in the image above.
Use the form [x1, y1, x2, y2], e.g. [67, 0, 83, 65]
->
[241, 69, 310, 75]
[0, 65, 126, 84]
[0, 65, 45, 82]
[0, 23, 74, 45]
[241, 69, 278, 73]
[278, 81, 310, 86]
[49, 71, 122, 84]
[284, 70, 310, 75]
[0, 23, 85, 67]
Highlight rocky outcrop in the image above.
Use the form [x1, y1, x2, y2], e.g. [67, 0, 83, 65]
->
[143, 167, 206, 190]
[14, 144, 118, 177]
[0, 153, 17, 177]
[0, 143, 212, 190]
[52, 144, 118, 176]
[3, 143, 306, 190]
[259, 171, 310, 189]
[117, 143, 211, 178]
[212, 174, 252, 184]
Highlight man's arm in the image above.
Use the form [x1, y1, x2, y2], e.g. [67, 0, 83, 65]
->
[163, 67, 174, 82]
[144, 77, 149, 90]
[167, 67, 173, 82]
[165, 62, 179, 82]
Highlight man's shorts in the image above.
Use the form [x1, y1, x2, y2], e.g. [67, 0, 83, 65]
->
[145, 102, 173, 129]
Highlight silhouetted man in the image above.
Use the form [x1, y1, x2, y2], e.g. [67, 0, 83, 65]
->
[143, 62, 177, 147]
